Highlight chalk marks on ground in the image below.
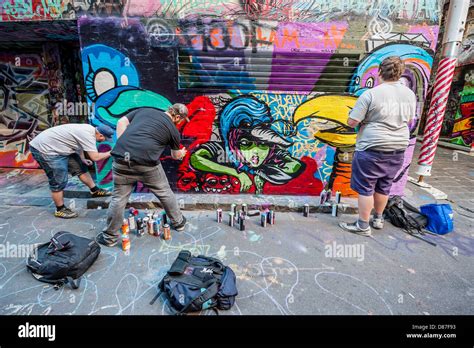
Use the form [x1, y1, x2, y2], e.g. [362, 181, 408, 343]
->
[3, 209, 466, 315]
[314, 271, 393, 315]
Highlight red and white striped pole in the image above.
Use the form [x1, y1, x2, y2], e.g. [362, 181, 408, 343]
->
[416, 0, 470, 181]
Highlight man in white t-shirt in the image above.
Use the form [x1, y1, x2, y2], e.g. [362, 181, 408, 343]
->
[339, 56, 417, 236]
[30, 123, 114, 218]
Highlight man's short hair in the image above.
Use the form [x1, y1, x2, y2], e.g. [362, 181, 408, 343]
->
[379, 56, 405, 82]
[168, 103, 189, 122]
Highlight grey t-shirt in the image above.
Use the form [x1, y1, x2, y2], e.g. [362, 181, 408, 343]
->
[30, 124, 98, 155]
[349, 81, 417, 151]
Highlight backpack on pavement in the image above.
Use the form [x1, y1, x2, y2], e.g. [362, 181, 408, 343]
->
[26, 231, 101, 289]
[385, 195, 428, 234]
[384, 196, 439, 246]
[151, 250, 238, 315]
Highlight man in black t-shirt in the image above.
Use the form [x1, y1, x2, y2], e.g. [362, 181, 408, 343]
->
[97, 104, 189, 247]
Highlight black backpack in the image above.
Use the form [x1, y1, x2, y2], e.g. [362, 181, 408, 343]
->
[385, 196, 428, 233]
[151, 250, 238, 315]
[26, 231, 101, 289]
[384, 196, 438, 246]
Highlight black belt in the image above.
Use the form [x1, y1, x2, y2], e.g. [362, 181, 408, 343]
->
[114, 158, 155, 167]
[366, 148, 406, 155]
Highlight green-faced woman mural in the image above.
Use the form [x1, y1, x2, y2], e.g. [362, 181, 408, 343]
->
[190, 95, 304, 194]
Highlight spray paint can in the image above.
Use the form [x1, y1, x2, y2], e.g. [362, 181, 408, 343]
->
[319, 190, 326, 205]
[239, 213, 245, 231]
[121, 219, 129, 235]
[155, 217, 162, 236]
[303, 204, 310, 217]
[230, 203, 237, 215]
[153, 219, 161, 237]
[148, 219, 156, 235]
[216, 208, 223, 223]
[241, 203, 248, 215]
[127, 214, 136, 233]
[136, 218, 145, 237]
[161, 212, 168, 226]
[129, 207, 139, 216]
[326, 190, 332, 202]
[229, 212, 235, 227]
[163, 224, 171, 240]
[331, 203, 339, 217]
[121, 219, 130, 251]
[335, 191, 341, 204]
[260, 212, 267, 227]
[143, 217, 151, 235]
[152, 210, 160, 220]
[267, 210, 275, 225]
[122, 233, 130, 252]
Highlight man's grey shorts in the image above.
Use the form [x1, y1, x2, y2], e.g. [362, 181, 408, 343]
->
[350, 149, 405, 196]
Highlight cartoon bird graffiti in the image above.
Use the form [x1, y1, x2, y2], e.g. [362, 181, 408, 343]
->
[81, 44, 173, 187]
[293, 94, 358, 196]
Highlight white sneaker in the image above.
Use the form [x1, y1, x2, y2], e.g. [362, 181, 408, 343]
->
[338, 221, 372, 236]
[372, 216, 384, 230]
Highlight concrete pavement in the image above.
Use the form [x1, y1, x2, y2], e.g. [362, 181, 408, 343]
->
[0, 144, 472, 315]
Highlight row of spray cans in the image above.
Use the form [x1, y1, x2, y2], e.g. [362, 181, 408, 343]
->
[311, 190, 342, 217]
[216, 203, 275, 231]
[121, 208, 171, 252]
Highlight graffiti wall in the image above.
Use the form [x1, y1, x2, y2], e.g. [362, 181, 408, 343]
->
[450, 69, 474, 147]
[74, 0, 441, 196]
[0, 51, 51, 168]
[448, 3, 474, 148]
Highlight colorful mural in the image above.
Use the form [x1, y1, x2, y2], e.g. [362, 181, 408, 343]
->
[77, 0, 439, 196]
[451, 69, 474, 147]
[0, 0, 442, 22]
[0, 52, 51, 168]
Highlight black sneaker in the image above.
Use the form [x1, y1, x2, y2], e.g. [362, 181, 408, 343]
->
[91, 188, 111, 198]
[172, 216, 187, 232]
[54, 207, 78, 219]
[96, 233, 118, 247]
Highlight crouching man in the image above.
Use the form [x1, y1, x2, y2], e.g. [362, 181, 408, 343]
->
[96, 104, 189, 247]
[30, 123, 114, 218]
